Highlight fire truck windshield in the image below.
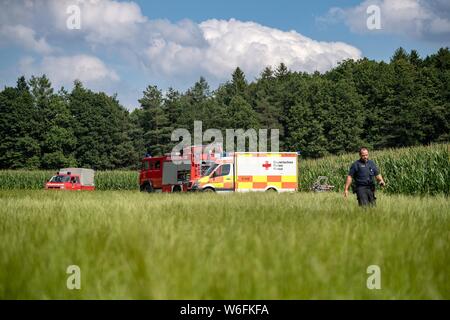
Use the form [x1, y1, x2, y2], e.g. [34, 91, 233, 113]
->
[49, 175, 71, 183]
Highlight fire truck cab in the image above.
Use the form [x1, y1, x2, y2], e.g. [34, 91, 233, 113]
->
[139, 156, 166, 192]
[139, 145, 223, 193]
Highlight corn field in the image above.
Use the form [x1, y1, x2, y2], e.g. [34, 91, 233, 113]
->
[0, 144, 448, 194]
[0, 170, 54, 190]
[299, 143, 449, 195]
[0, 170, 139, 191]
[95, 171, 139, 190]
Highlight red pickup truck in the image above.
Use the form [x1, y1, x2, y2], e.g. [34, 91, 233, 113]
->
[45, 168, 95, 191]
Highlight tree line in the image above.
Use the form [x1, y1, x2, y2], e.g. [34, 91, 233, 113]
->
[0, 47, 449, 170]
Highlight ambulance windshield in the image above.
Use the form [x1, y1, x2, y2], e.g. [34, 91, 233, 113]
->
[204, 164, 218, 176]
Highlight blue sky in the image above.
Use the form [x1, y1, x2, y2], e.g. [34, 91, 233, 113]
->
[0, 0, 449, 109]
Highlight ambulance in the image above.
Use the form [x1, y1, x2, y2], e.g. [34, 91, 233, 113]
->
[191, 152, 298, 192]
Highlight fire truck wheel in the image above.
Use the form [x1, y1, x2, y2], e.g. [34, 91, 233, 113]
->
[172, 185, 182, 192]
[142, 183, 153, 193]
[203, 187, 215, 193]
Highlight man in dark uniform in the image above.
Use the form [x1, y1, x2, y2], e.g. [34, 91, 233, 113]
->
[344, 147, 385, 206]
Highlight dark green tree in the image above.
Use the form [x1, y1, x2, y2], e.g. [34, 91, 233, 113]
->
[138, 85, 173, 156]
[0, 77, 41, 168]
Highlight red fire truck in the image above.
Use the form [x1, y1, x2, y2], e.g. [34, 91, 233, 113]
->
[139, 145, 223, 193]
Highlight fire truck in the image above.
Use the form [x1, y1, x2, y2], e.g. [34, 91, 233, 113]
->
[139, 145, 223, 193]
[45, 168, 95, 191]
[191, 152, 298, 192]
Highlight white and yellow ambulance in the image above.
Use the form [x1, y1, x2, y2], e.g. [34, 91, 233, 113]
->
[191, 152, 298, 192]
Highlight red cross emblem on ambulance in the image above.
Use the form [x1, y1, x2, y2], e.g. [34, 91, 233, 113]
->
[262, 161, 272, 170]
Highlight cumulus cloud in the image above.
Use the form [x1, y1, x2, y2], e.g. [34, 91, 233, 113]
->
[48, 0, 148, 45]
[0, 24, 54, 54]
[2, 1, 361, 77]
[144, 19, 362, 80]
[320, 0, 450, 41]
[20, 54, 119, 86]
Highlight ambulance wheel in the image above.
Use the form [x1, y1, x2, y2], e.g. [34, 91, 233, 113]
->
[203, 187, 215, 193]
[266, 188, 277, 192]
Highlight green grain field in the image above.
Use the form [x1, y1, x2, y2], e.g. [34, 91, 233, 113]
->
[1, 190, 449, 299]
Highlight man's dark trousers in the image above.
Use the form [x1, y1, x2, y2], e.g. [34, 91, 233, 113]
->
[355, 186, 376, 206]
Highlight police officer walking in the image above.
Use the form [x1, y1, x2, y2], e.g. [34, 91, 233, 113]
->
[344, 147, 386, 206]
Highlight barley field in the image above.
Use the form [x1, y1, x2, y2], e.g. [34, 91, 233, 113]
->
[0, 190, 449, 299]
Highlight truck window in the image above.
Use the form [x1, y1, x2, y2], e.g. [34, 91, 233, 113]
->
[70, 176, 80, 184]
[155, 161, 161, 169]
[142, 161, 149, 170]
[214, 164, 230, 177]
[50, 175, 71, 183]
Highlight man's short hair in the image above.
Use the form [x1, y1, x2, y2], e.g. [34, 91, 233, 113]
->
[359, 147, 369, 154]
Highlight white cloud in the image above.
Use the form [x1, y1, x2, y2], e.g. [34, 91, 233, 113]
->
[20, 54, 119, 86]
[320, 0, 450, 41]
[144, 19, 362, 80]
[48, 0, 148, 45]
[1, 0, 364, 109]
[0, 24, 54, 54]
[2, 1, 361, 78]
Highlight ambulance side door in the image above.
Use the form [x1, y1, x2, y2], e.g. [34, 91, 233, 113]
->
[210, 164, 234, 191]
[223, 164, 234, 190]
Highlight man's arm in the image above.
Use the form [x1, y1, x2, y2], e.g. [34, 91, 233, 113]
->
[345, 162, 357, 198]
[375, 174, 385, 187]
[344, 175, 352, 198]
[370, 161, 385, 187]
